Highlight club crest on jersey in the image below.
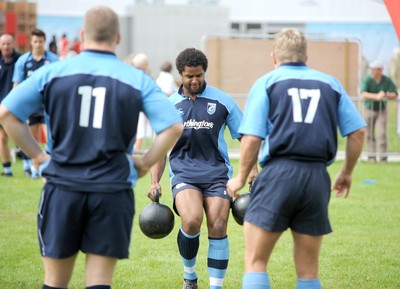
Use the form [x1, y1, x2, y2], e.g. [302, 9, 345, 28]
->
[207, 103, 216, 115]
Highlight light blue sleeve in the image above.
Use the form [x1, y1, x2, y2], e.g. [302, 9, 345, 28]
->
[239, 76, 270, 139]
[47, 51, 59, 62]
[2, 72, 43, 122]
[226, 98, 243, 140]
[12, 54, 27, 83]
[338, 87, 367, 136]
[141, 74, 182, 133]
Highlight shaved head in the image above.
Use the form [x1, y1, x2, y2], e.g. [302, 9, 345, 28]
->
[83, 6, 120, 45]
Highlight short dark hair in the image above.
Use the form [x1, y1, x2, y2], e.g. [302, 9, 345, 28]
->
[31, 28, 46, 40]
[175, 48, 208, 74]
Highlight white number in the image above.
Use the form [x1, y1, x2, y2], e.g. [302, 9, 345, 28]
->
[288, 88, 320, 124]
[78, 86, 106, 129]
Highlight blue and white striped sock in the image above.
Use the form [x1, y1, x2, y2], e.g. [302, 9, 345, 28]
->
[23, 159, 30, 171]
[178, 227, 200, 281]
[208, 236, 229, 289]
[2, 162, 12, 174]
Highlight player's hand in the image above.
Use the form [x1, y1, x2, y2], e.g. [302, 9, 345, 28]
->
[227, 176, 246, 198]
[132, 155, 150, 178]
[32, 151, 49, 184]
[32, 151, 49, 170]
[331, 172, 352, 198]
[148, 183, 162, 201]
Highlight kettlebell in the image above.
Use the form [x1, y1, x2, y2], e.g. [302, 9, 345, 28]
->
[231, 192, 251, 226]
[139, 188, 175, 239]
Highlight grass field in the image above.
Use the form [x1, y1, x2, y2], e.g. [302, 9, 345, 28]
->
[1, 159, 400, 289]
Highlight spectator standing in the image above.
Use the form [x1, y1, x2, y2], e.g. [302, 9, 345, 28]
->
[0, 34, 21, 177]
[361, 60, 398, 163]
[0, 5, 183, 289]
[59, 33, 69, 59]
[156, 61, 178, 96]
[48, 35, 58, 55]
[227, 28, 366, 289]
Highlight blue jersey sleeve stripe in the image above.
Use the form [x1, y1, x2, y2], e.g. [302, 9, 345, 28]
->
[2, 75, 43, 121]
[338, 94, 367, 136]
[239, 76, 269, 139]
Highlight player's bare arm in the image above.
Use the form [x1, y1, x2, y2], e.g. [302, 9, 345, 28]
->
[0, 105, 47, 166]
[227, 135, 261, 198]
[332, 127, 366, 198]
[147, 155, 167, 201]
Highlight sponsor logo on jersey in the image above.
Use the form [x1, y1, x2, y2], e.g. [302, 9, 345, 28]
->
[207, 103, 216, 115]
[183, 119, 214, 130]
[177, 108, 184, 116]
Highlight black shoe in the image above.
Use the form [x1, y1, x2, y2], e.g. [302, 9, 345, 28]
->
[24, 169, 32, 177]
[183, 279, 198, 289]
[1, 172, 13, 177]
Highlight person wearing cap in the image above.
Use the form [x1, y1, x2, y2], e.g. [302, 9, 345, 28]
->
[360, 60, 398, 163]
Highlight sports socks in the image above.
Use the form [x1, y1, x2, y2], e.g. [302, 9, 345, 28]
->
[296, 278, 322, 289]
[177, 227, 200, 281]
[30, 163, 40, 178]
[2, 162, 12, 174]
[42, 285, 67, 289]
[208, 236, 229, 289]
[242, 272, 270, 289]
[22, 158, 30, 171]
[86, 286, 111, 289]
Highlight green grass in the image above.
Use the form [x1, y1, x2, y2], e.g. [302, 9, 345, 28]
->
[1, 159, 400, 288]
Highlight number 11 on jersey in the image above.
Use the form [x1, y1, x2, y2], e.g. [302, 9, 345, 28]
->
[78, 85, 106, 129]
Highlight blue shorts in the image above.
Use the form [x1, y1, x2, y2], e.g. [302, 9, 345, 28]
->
[28, 109, 45, 126]
[38, 183, 135, 259]
[172, 182, 232, 215]
[245, 159, 332, 236]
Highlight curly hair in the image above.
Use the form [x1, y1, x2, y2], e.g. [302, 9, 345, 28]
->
[175, 48, 208, 74]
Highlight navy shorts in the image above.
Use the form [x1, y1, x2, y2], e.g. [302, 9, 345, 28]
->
[245, 159, 332, 236]
[38, 183, 135, 259]
[27, 109, 45, 126]
[172, 182, 232, 215]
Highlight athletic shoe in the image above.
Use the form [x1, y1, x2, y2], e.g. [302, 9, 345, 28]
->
[24, 169, 32, 178]
[1, 172, 13, 177]
[183, 279, 198, 289]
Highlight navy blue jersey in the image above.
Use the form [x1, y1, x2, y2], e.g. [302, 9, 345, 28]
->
[168, 84, 242, 186]
[12, 50, 58, 83]
[239, 63, 366, 166]
[2, 50, 181, 192]
[0, 51, 21, 101]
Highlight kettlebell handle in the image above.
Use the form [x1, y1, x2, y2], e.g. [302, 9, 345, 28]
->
[153, 188, 160, 203]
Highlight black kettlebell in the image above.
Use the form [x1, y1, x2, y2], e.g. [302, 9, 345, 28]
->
[231, 192, 251, 226]
[139, 189, 175, 239]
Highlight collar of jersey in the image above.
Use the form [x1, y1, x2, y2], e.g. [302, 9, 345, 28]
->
[82, 49, 116, 57]
[280, 62, 306, 67]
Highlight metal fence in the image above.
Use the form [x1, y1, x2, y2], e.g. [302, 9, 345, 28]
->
[136, 95, 400, 162]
